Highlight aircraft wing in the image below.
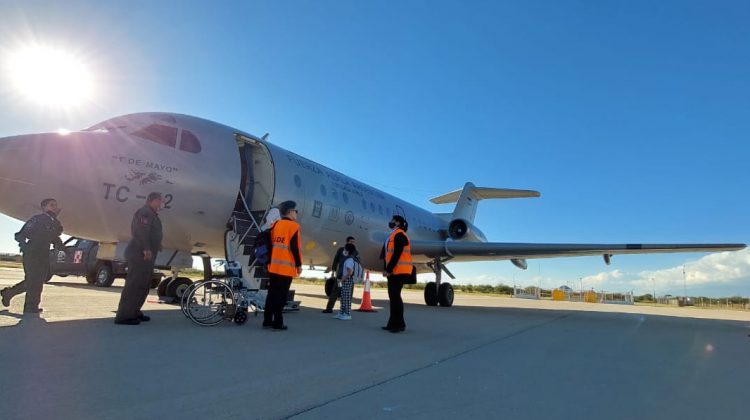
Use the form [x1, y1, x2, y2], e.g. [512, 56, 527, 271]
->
[411, 240, 746, 263]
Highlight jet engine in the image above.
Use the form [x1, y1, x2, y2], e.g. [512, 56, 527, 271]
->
[447, 219, 487, 242]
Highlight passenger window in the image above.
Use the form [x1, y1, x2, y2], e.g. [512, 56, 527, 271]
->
[132, 124, 178, 148]
[179, 130, 202, 153]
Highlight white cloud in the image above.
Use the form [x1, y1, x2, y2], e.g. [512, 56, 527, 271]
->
[581, 249, 750, 296]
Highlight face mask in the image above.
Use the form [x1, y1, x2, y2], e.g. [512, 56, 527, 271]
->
[388, 222, 396, 229]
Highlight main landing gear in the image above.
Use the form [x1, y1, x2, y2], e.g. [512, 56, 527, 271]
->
[423, 257, 455, 307]
[156, 255, 210, 303]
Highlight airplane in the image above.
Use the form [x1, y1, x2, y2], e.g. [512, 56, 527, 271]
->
[0, 112, 744, 306]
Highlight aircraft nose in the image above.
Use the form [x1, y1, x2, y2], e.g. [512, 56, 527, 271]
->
[0, 134, 46, 184]
[0, 133, 54, 220]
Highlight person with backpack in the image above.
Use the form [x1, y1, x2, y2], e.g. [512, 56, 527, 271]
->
[323, 236, 355, 313]
[334, 243, 362, 320]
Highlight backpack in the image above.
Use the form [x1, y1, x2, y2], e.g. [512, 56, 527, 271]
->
[253, 228, 272, 265]
[339, 255, 364, 283]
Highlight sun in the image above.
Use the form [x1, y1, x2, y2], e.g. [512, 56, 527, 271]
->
[5, 45, 94, 107]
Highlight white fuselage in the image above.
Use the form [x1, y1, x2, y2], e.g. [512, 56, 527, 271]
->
[0, 113, 447, 272]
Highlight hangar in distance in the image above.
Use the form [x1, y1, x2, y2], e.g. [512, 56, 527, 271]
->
[0, 113, 744, 306]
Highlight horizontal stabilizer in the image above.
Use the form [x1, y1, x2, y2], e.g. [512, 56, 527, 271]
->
[431, 182, 540, 223]
[430, 185, 540, 204]
[430, 187, 541, 204]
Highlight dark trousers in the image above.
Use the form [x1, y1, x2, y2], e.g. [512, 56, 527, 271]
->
[387, 274, 408, 329]
[4, 250, 49, 313]
[325, 277, 340, 311]
[264, 273, 292, 328]
[115, 256, 155, 321]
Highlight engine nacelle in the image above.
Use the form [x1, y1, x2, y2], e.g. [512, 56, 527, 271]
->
[447, 219, 487, 242]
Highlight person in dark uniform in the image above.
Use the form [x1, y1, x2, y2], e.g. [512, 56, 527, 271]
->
[1, 198, 64, 314]
[322, 236, 356, 313]
[264, 200, 302, 331]
[114, 192, 163, 325]
[380, 215, 412, 333]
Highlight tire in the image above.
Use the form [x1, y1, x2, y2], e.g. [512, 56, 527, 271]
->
[424, 281, 438, 306]
[150, 276, 162, 289]
[166, 277, 193, 300]
[157, 278, 171, 297]
[45, 270, 53, 283]
[85, 271, 97, 284]
[93, 263, 115, 287]
[234, 309, 248, 325]
[325, 277, 335, 297]
[438, 282, 454, 307]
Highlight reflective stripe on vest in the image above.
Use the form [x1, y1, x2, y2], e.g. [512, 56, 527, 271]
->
[386, 228, 413, 275]
[268, 219, 301, 277]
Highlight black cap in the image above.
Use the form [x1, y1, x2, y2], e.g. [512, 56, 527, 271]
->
[279, 200, 297, 216]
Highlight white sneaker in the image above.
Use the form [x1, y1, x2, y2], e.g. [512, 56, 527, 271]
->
[338, 314, 352, 321]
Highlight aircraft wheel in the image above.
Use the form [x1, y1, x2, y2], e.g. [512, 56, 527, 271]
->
[93, 262, 115, 287]
[324, 277, 335, 297]
[424, 281, 438, 306]
[438, 282, 454, 307]
[150, 276, 161, 289]
[166, 277, 193, 300]
[157, 278, 172, 297]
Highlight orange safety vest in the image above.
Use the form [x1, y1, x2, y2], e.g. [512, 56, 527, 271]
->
[386, 228, 413, 275]
[268, 219, 302, 277]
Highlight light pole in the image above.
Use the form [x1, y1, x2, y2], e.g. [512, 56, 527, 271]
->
[579, 277, 583, 299]
[652, 277, 656, 303]
[682, 265, 687, 299]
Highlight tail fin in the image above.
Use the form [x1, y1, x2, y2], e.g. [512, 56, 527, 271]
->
[430, 182, 540, 223]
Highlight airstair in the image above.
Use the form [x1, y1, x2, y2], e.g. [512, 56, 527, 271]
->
[225, 191, 300, 311]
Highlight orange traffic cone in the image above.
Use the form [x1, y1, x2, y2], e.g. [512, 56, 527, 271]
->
[356, 270, 377, 312]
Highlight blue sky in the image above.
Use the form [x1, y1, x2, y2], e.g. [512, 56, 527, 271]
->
[0, 0, 748, 297]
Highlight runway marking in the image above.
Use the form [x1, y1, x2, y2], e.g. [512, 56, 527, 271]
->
[287, 311, 574, 419]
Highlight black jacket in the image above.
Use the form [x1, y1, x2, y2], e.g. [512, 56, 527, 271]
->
[126, 205, 163, 259]
[15, 211, 64, 253]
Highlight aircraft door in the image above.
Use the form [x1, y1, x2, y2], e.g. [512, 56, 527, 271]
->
[239, 143, 254, 207]
[235, 134, 275, 214]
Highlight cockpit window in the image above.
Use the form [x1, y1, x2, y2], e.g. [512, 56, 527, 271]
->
[131, 124, 178, 148]
[154, 114, 177, 124]
[179, 130, 202, 153]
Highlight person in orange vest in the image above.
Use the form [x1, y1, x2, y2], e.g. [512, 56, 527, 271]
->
[379, 215, 412, 333]
[264, 200, 302, 331]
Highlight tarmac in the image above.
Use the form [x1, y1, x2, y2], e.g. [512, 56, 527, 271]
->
[1, 267, 749, 420]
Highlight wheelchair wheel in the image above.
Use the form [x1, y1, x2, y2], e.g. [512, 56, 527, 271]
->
[233, 309, 248, 325]
[185, 280, 235, 326]
[180, 280, 204, 318]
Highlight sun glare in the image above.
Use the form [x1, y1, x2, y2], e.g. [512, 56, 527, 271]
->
[6, 45, 94, 107]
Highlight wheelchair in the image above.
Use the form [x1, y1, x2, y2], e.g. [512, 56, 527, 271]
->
[181, 262, 265, 327]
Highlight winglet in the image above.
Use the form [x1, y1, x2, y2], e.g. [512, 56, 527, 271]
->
[430, 182, 540, 223]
